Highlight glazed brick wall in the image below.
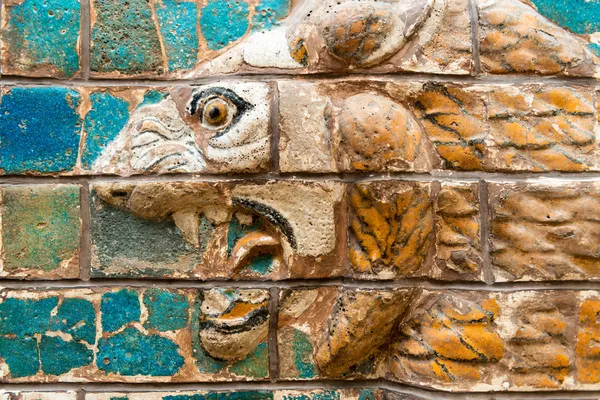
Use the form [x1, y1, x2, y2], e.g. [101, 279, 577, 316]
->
[1, 0, 600, 399]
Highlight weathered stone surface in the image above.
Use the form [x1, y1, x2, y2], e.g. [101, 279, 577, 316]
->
[86, 390, 384, 399]
[0, 185, 81, 279]
[390, 291, 504, 387]
[1, 0, 81, 77]
[278, 81, 600, 173]
[89, 0, 291, 78]
[348, 181, 482, 281]
[90, 180, 345, 279]
[490, 182, 600, 281]
[348, 181, 434, 280]
[478, 0, 600, 78]
[278, 81, 337, 173]
[434, 183, 483, 280]
[0, 84, 271, 176]
[197, 0, 472, 76]
[278, 287, 416, 379]
[0, 287, 269, 382]
[278, 81, 434, 173]
[90, 82, 272, 175]
[412, 83, 600, 171]
[0, 393, 77, 400]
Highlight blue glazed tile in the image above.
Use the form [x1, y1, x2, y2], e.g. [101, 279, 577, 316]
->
[90, 0, 163, 75]
[2, 0, 81, 77]
[0, 87, 81, 174]
[200, 0, 250, 50]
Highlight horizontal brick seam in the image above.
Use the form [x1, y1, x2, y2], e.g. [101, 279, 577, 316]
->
[8, 171, 600, 184]
[4, 278, 600, 290]
[5, 380, 600, 399]
[0, 72, 599, 87]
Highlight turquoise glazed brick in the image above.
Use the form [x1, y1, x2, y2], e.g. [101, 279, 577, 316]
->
[1, 0, 81, 77]
[0, 185, 81, 279]
[200, 0, 250, 50]
[90, 0, 164, 76]
[252, 0, 290, 31]
[81, 91, 131, 170]
[88, 0, 291, 77]
[532, 0, 600, 35]
[156, 0, 199, 72]
[0, 287, 270, 382]
[0, 87, 81, 175]
[0, 294, 95, 378]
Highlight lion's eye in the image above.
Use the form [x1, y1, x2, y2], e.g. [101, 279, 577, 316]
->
[202, 97, 230, 128]
[187, 87, 253, 133]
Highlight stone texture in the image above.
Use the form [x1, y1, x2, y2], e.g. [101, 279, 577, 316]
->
[434, 183, 483, 280]
[0, 393, 77, 400]
[478, 0, 600, 78]
[0, 287, 269, 382]
[90, 180, 345, 279]
[277, 81, 434, 173]
[0, 185, 81, 279]
[348, 181, 483, 281]
[196, 0, 472, 76]
[490, 182, 600, 282]
[277, 287, 417, 379]
[389, 290, 590, 391]
[278, 80, 600, 173]
[412, 83, 600, 172]
[89, 82, 272, 175]
[0, 84, 271, 176]
[1, 0, 81, 77]
[85, 390, 384, 399]
[89, 0, 291, 78]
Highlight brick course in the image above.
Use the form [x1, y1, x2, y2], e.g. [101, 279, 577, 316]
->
[1, 0, 600, 397]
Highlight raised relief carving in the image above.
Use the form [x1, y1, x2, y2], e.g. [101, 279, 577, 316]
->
[289, 0, 434, 68]
[487, 86, 598, 172]
[577, 296, 600, 384]
[389, 293, 504, 385]
[314, 289, 416, 378]
[278, 82, 433, 173]
[194, 0, 473, 75]
[412, 83, 487, 170]
[412, 83, 599, 172]
[277, 287, 417, 380]
[194, 288, 270, 378]
[434, 183, 482, 279]
[93, 82, 271, 175]
[338, 93, 423, 172]
[503, 293, 574, 389]
[478, 0, 600, 77]
[348, 181, 434, 280]
[91, 180, 345, 280]
[490, 183, 600, 281]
